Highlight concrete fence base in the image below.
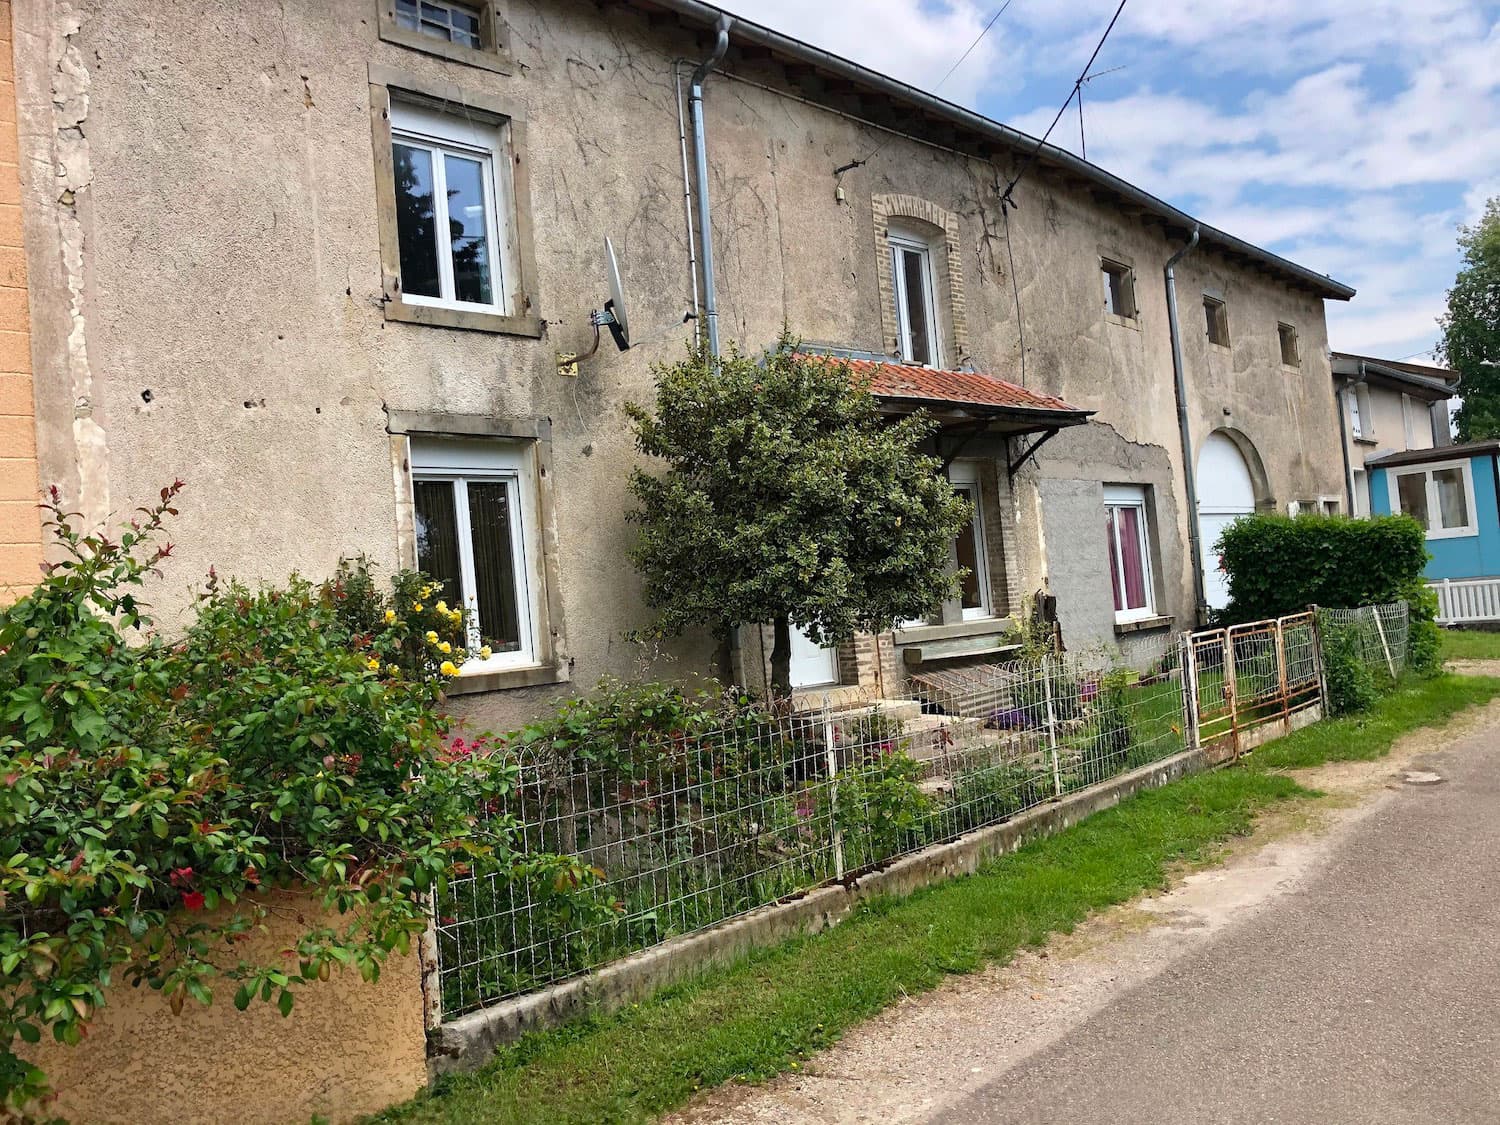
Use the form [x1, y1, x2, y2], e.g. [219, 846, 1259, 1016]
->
[429, 741, 1213, 1077]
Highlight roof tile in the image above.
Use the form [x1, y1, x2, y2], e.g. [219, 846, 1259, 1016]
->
[803, 354, 1086, 414]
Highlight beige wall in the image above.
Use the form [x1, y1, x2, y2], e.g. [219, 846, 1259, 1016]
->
[23, 893, 428, 1125]
[0, 0, 40, 603]
[13, 0, 1346, 724]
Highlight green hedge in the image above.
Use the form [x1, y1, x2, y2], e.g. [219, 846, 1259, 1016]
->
[1215, 512, 1440, 678]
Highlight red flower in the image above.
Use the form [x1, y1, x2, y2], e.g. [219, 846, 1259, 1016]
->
[169, 866, 194, 887]
[181, 891, 206, 911]
[244, 866, 260, 886]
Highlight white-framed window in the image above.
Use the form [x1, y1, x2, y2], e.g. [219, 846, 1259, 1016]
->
[390, 101, 513, 314]
[1104, 484, 1155, 623]
[889, 229, 941, 366]
[1278, 322, 1300, 367]
[1319, 496, 1342, 516]
[1349, 383, 1372, 440]
[410, 437, 539, 671]
[1203, 294, 1230, 347]
[394, 0, 483, 47]
[948, 461, 991, 620]
[1102, 259, 1136, 320]
[1388, 458, 1477, 539]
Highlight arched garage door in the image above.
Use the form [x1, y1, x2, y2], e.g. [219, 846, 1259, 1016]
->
[1197, 432, 1257, 611]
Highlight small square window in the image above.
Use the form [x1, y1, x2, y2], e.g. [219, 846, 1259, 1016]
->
[395, 0, 483, 47]
[1203, 295, 1230, 347]
[378, 0, 511, 73]
[1278, 322, 1299, 367]
[1102, 259, 1136, 320]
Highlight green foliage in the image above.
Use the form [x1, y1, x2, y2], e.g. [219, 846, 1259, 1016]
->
[626, 336, 970, 694]
[1319, 623, 1381, 715]
[1214, 512, 1441, 677]
[0, 487, 548, 1116]
[1439, 197, 1500, 441]
[829, 748, 930, 870]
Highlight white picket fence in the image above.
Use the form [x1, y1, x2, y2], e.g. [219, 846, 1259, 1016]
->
[1430, 577, 1500, 625]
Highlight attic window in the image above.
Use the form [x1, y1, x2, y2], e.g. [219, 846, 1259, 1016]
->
[1102, 259, 1136, 320]
[1278, 322, 1300, 367]
[1203, 295, 1230, 347]
[395, 0, 482, 47]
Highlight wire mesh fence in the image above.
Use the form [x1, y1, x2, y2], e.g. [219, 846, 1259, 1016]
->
[432, 604, 1408, 1023]
[1318, 601, 1410, 683]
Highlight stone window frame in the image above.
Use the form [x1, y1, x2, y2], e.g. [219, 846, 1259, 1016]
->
[1278, 321, 1301, 368]
[369, 63, 542, 337]
[873, 194, 968, 366]
[388, 410, 569, 693]
[376, 0, 514, 75]
[1202, 290, 1231, 349]
[1099, 249, 1139, 327]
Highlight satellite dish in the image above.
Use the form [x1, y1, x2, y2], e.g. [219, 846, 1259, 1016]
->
[588, 237, 630, 352]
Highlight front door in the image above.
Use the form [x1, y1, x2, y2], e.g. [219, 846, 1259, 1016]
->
[789, 624, 839, 688]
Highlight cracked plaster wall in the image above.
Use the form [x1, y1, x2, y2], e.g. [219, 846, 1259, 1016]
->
[12, 0, 1344, 724]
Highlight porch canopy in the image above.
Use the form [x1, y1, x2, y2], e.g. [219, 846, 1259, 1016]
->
[800, 349, 1094, 471]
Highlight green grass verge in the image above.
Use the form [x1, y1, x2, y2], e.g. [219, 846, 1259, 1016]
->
[379, 674, 1500, 1125]
[1439, 628, 1500, 662]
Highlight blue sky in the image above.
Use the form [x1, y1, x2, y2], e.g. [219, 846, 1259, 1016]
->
[720, 0, 1500, 363]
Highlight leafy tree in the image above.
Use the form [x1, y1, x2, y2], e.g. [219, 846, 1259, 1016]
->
[626, 338, 971, 697]
[1439, 197, 1500, 441]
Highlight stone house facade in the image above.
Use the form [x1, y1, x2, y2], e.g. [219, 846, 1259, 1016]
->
[7, 0, 1353, 726]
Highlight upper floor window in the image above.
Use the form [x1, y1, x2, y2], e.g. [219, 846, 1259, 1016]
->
[395, 0, 482, 46]
[1203, 295, 1230, 347]
[1102, 259, 1136, 320]
[391, 101, 511, 314]
[411, 437, 539, 671]
[1349, 383, 1372, 440]
[1278, 322, 1299, 367]
[890, 229, 940, 366]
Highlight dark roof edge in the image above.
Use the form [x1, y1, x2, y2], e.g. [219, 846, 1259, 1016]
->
[874, 396, 1094, 424]
[1332, 354, 1457, 398]
[643, 0, 1356, 302]
[1365, 441, 1500, 468]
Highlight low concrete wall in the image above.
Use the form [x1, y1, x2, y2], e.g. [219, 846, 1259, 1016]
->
[24, 892, 428, 1125]
[430, 743, 1212, 1076]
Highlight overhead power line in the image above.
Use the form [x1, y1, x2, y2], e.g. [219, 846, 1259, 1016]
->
[1000, 0, 1129, 206]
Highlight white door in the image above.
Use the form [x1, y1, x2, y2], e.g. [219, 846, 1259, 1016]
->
[789, 624, 839, 688]
[1197, 432, 1257, 611]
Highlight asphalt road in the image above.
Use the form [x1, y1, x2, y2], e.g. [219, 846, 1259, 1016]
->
[944, 720, 1500, 1124]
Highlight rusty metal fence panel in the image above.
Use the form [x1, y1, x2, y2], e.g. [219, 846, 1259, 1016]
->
[1186, 611, 1323, 761]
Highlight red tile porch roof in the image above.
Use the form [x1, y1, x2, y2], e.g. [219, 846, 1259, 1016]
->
[802, 353, 1087, 415]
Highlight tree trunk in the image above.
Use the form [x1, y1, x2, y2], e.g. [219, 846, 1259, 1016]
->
[770, 614, 793, 700]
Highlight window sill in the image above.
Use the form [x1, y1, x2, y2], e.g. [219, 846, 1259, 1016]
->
[377, 22, 514, 75]
[443, 660, 569, 695]
[893, 615, 1016, 646]
[1353, 436, 1379, 446]
[1114, 614, 1173, 635]
[385, 296, 544, 337]
[1207, 341, 1232, 354]
[1105, 312, 1140, 330]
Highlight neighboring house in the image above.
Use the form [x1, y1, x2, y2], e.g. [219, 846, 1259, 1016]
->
[1332, 352, 1458, 518]
[5, 1, 1352, 725]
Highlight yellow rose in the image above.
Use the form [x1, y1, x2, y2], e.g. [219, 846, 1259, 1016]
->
[412, 603, 423, 613]
[365, 658, 380, 672]
[435, 600, 448, 614]
[438, 641, 452, 655]
[425, 630, 439, 644]
[448, 609, 462, 624]
[479, 645, 493, 660]
[386, 663, 400, 676]
[439, 660, 459, 677]
[383, 609, 396, 624]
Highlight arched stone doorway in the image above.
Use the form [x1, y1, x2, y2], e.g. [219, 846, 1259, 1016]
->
[1197, 430, 1265, 610]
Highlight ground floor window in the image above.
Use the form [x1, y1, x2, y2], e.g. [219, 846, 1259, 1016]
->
[1104, 484, 1155, 623]
[1389, 459, 1476, 539]
[411, 437, 537, 670]
[948, 461, 992, 620]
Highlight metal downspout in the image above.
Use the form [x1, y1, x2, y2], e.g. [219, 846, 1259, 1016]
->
[674, 63, 702, 346]
[1165, 225, 1207, 625]
[690, 14, 731, 357]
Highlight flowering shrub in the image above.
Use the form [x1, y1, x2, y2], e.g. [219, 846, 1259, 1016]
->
[0, 487, 578, 1117]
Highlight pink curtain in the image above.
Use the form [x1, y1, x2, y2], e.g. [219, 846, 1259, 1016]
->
[1116, 506, 1147, 610]
[1106, 508, 1123, 612]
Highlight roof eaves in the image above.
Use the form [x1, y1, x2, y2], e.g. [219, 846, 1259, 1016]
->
[639, 0, 1356, 301]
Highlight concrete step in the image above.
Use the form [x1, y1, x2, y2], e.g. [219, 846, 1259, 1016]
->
[829, 698, 924, 725]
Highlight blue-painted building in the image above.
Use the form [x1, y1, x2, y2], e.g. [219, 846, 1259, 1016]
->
[1367, 441, 1500, 580]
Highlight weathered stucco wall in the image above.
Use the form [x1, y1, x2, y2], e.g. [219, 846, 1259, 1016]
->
[22, 893, 427, 1124]
[13, 0, 1346, 724]
[0, 0, 41, 603]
